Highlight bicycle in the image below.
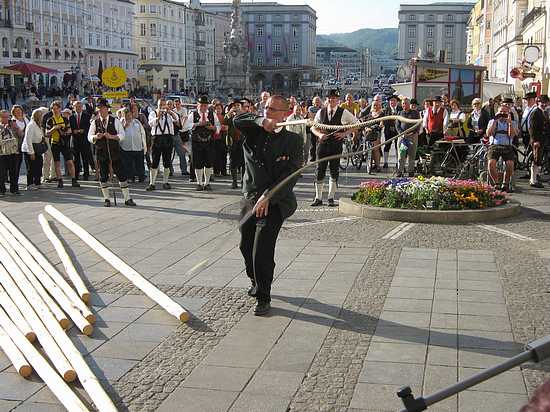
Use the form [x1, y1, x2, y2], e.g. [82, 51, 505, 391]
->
[339, 137, 352, 171]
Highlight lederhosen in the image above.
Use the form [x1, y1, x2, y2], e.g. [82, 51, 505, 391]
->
[94, 116, 126, 183]
[151, 114, 174, 169]
[191, 111, 215, 169]
[316, 107, 344, 182]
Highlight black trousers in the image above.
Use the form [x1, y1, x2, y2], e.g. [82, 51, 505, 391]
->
[121, 150, 145, 180]
[98, 157, 126, 183]
[0, 154, 18, 193]
[310, 134, 317, 161]
[384, 130, 398, 153]
[239, 199, 284, 302]
[213, 139, 227, 175]
[24, 153, 43, 186]
[192, 141, 215, 169]
[229, 140, 244, 170]
[316, 142, 342, 181]
[73, 136, 94, 178]
[151, 135, 174, 169]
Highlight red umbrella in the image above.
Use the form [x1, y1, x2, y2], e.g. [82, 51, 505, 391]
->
[4, 63, 58, 76]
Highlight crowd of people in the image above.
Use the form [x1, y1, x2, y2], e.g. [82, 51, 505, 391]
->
[0, 88, 548, 203]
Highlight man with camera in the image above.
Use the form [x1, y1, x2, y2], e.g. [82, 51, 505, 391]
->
[45, 100, 80, 188]
[486, 103, 519, 192]
[147, 98, 179, 191]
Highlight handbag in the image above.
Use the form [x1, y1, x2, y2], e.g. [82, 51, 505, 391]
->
[33, 138, 48, 155]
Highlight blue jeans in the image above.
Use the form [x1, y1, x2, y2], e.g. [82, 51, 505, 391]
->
[173, 132, 187, 174]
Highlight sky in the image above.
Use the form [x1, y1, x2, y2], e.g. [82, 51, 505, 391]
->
[202, 0, 473, 35]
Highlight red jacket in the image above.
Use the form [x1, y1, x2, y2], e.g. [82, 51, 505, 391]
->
[427, 107, 445, 133]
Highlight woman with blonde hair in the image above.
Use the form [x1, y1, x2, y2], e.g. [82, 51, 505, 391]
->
[21, 108, 48, 190]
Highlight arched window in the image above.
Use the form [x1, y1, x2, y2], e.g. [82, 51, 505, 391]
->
[2, 38, 8, 57]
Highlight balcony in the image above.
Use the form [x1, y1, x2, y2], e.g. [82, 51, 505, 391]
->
[196, 39, 205, 47]
[523, 6, 545, 28]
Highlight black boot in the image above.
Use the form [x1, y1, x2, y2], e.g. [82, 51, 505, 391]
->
[231, 169, 238, 189]
[254, 299, 271, 316]
[71, 178, 80, 188]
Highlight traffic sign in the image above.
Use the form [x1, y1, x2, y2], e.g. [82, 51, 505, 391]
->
[101, 66, 127, 88]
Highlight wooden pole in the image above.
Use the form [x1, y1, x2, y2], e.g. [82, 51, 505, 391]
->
[38, 214, 91, 304]
[0, 284, 36, 342]
[0, 325, 32, 377]
[0, 263, 76, 382]
[0, 262, 117, 411]
[45, 205, 190, 322]
[0, 232, 93, 336]
[0, 307, 90, 411]
[0, 237, 70, 329]
[0, 214, 95, 324]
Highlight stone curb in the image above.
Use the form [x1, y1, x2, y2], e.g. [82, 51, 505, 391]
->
[338, 198, 522, 224]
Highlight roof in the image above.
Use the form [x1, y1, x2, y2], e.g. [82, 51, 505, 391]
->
[316, 46, 358, 53]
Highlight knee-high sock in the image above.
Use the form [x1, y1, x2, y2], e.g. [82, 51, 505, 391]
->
[100, 184, 110, 200]
[119, 181, 130, 201]
[328, 178, 337, 199]
[315, 181, 324, 200]
[195, 168, 204, 185]
[163, 169, 169, 184]
[204, 167, 213, 185]
[150, 168, 158, 185]
[530, 164, 539, 185]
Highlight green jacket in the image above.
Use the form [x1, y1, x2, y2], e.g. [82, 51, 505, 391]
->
[233, 113, 303, 219]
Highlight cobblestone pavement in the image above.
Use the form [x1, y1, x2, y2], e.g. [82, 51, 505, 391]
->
[0, 167, 549, 411]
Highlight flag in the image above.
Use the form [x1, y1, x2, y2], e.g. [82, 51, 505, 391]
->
[97, 59, 104, 86]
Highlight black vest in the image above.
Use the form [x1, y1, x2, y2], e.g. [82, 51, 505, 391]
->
[94, 115, 120, 161]
[319, 107, 344, 145]
[191, 111, 215, 143]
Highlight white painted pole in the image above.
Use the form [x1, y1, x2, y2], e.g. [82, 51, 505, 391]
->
[0, 326, 32, 377]
[0, 235, 70, 329]
[0, 284, 36, 342]
[38, 214, 91, 304]
[45, 205, 190, 322]
[0, 231, 93, 336]
[0, 263, 76, 382]
[0, 214, 95, 324]
[0, 262, 117, 411]
[0, 307, 89, 411]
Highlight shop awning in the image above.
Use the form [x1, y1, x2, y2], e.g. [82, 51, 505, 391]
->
[4, 63, 58, 76]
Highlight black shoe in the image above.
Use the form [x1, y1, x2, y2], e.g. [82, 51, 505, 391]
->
[71, 179, 80, 188]
[162, 183, 171, 190]
[531, 182, 544, 188]
[169, 170, 174, 177]
[182, 171, 190, 176]
[327, 198, 336, 207]
[196, 184, 204, 191]
[125, 199, 137, 207]
[310, 199, 323, 207]
[254, 300, 271, 316]
[146, 184, 155, 191]
[190, 178, 196, 183]
[204, 184, 212, 191]
[57, 179, 63, 189]
[383, 163, 388, 169]
[104, 199, 111, 207]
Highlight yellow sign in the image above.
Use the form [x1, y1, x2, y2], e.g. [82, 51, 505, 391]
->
[103, 91, 129, 99]
[101, 66, 127, 88]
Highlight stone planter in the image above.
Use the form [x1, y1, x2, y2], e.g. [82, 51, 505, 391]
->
[338, 198, 521, 224]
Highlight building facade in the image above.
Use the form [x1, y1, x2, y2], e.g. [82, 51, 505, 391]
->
[316, 46, 361, 80]
[398, 2, 474, 64]
[134, 0, 186, 93]
[202, 1, 318, 95]
[83, 0, 138, 89]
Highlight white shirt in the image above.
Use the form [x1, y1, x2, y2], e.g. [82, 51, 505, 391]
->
[181, 110, 222, 134]
[21, 121, 44, 154]
[88, 115, 125, 144]
[313, 106, 358, 126]
[119, 119, 146, 152]
[148, 111, 176, 136]
[174, 107, 188, 128]
[446, 110, 465, 132]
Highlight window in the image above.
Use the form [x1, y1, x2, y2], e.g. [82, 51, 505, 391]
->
[105, 35, 109, 47]
[171, 49, 175, 62]
[447, 51, 453, 63]
[140, 5, 145, 13]
[273, 43, 281, 52]
[140, 23, 146, 36]
[426, 42, 433, 53]
[427, 14, 434, 21]
[256, 26, 264, 37]
[408, 25, 416, 38]
[89, 55, 94, 68]
[140, 47, 146, 59]
[121, 37, 124, 48]
[293, 42, 298, 51]
[96, 34, 100, 46]
[408, 41, 415, 53]
[258, 14, 264, 22]
[292, 58, 297, 67]
[446, 14, 454, 22]
[427, 26, 434, 38]
[163, 48, 167, 61]
[151, 47, 157, 59]
[257, 56, 263, 66]
[408, 14, 416, 21]
[445, 25, 454, 37]
[257, 43, 263, 53]
[273, 25, 281, 37]
[150, 23, 157, 36]
[292, 25, 299, 37]
[274, 57, 281, 66]
[88, 33, 92, 45]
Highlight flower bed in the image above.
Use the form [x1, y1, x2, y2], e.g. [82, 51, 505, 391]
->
[353, 177, 508, 211]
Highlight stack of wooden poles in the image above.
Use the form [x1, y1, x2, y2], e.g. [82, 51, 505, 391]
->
[0, 205, 190, 411]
